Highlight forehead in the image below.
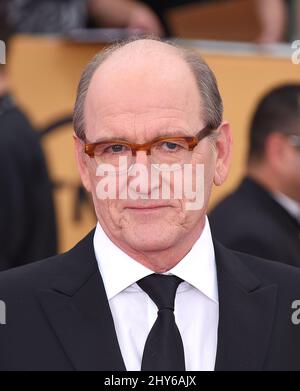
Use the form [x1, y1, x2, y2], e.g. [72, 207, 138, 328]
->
[84, 41, 202, 140]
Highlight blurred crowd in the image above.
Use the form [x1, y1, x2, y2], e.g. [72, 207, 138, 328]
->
[3, 0, 300, 42]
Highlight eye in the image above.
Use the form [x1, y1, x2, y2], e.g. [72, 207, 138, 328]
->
[103, 144, 131, 154]
[159, 141, 186, 152]
[165, 142, 178, 150]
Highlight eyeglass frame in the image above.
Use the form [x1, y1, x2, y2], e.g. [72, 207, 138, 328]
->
[288, 134, 300, 150]
[83, 125, 216, 159]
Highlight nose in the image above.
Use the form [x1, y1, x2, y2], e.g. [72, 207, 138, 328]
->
[134, 150, 151, 167]
[128, 151, 159, 197]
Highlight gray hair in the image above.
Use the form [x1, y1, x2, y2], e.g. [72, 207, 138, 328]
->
[73, 38, 223, 141]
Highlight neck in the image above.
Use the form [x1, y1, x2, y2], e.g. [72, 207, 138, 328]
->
[0, 72, 9, 97]
[247, 162, 281, 194]
[247, 162, 300, 203]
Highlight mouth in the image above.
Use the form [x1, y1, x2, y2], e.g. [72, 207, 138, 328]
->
[124, 204, 171, 212]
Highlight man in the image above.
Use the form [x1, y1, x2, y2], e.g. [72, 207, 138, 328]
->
[210, 85, 300, 268]
[0, 5, 57, 270]
[1, 38, 300, 371]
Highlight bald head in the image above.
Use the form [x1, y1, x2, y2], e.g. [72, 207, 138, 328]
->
[73, 38, 223, 141]
[90, 39, 187, 92]
[100, 38, 181, 66]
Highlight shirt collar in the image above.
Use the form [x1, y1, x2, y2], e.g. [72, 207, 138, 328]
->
[273, 192, 300, 224]
[93, 216, 218, 303]
[169, 217, 218, 303]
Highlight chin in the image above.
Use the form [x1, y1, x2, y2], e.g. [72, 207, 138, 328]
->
[122, 225, 178, 252]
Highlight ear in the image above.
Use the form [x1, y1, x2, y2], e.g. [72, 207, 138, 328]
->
[213, 121, 232, 186]
[73, 133, 92, 192]
[265, 132, 289, 172]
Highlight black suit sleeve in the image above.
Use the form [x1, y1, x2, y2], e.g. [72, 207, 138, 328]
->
[0, 106, 57, 270]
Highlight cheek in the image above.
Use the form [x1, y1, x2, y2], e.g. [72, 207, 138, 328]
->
[283, 153, 300, 176]
[92, 195, 127, 233]
[189, 150, 215, 200]
[291, 156, 300, 180]
[89, 173, 124, 228]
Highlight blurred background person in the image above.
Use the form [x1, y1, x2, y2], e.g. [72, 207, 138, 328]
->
[255, 0, 300, 43]
[143, 0, 299, 43]
[6, 0, 219, 37]
[5, 0, 300, 42]
[255, 0, 288, 43]
[0, 4, 57, 271]
[7, 0, 164, 36]
[209, 84, 300, 267]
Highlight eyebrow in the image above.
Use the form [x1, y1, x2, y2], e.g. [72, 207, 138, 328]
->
[90, 137, 129, 143]
[88, 131, 193, 144]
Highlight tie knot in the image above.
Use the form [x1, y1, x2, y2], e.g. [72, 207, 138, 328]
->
[137, 274, 183, 311]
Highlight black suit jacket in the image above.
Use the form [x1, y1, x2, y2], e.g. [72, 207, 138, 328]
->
[1, 229, 300, 371]
[209, 177, 300, 267]
[0, 95, 57, 270]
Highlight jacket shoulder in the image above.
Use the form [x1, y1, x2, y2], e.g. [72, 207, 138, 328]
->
[0, 253, 67, 295]
[231, 245, 300, 289]
[0, 229, 96, 297]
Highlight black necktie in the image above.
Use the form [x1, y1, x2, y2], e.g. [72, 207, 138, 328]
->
[137, 273, 186, 371]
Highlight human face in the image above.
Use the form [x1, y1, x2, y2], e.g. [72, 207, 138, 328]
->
[282, 134, 300, 202]
[75, 41, 231, 265]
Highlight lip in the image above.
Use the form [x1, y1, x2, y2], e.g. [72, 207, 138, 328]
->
[125, 206, 170, 214]
[124, 204, 171, 210]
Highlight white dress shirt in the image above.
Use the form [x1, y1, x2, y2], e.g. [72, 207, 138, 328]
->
[273, 192, 300, 225]
[93, 216, 219, 371]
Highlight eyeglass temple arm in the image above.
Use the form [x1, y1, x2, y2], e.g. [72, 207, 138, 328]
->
[195, 125, 216, 141]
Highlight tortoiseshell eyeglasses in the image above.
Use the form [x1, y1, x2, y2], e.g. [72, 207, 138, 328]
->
[288, 134, 300, 150]
[84, 125, 215, 171]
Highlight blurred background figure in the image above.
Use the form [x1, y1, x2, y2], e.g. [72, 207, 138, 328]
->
[210, 84, 300, 267]
[0, 4, 57, 271]
[6, 0, 300, 43]
[5, 1, 224, 38]
[7, 0, 164, 36]
[255, 0, 300, 43]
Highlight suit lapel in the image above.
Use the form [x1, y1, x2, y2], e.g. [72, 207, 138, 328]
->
[214, 242, 278, 371]
[37, 231, 126, 371]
